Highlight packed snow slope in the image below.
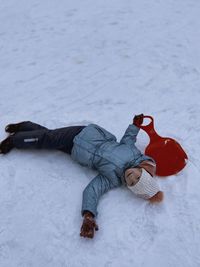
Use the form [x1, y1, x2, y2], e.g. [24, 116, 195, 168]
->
[1, 0, 200, 266]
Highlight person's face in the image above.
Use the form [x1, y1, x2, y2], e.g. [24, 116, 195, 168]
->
[125, 167, 142, 186]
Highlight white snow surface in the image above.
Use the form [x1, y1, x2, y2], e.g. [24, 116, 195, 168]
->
[1, 0, 200, 266]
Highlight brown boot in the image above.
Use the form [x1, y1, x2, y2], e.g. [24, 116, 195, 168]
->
[5, 122, 24, 134]
[0, 136, 14, 154]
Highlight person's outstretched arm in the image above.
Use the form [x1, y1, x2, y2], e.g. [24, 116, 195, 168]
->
[80, 173, 121, 238]
[120, 114, 144, 146]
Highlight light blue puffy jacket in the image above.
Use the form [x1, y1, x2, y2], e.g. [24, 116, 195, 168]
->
[71, 124, 153, 217]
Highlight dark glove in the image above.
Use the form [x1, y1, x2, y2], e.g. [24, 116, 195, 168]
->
[80, 211, 99, 239]
[133, 114, 144, 126]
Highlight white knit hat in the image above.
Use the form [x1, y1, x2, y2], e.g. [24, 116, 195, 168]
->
[126, 168, 160, 199]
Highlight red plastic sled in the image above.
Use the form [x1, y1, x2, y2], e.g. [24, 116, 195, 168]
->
[138, 115, 188, 177]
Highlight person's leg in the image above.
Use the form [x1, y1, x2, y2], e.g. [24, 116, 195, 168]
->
[2, 126, 85, 153]
[0, 125, 85, 154]
[0, 129, 53, 154]
[45, 126, 85, 153]
[0, 129, 50, 154]
[1, 121, 48, 154]
[5, 121, 48, 133]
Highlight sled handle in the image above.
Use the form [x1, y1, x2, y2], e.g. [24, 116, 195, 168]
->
[139, 115, 154, 131]
[138, 115, 161, 142]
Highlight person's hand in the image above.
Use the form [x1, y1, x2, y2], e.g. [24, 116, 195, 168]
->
[80, 211, 99, 239]
[133, 114, 144, 126]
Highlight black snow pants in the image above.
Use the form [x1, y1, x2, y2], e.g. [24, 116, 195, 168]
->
[10, 121, 85, 154]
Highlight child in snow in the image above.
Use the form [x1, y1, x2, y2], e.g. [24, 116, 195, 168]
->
[0, 114, 163, 239]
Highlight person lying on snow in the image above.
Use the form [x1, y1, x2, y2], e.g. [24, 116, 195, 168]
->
[0, 114, 164, 239]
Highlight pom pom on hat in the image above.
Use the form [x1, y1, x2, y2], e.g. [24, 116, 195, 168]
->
[149, 191, 164, 203]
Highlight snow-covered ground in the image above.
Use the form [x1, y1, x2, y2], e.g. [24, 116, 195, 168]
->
[1, 0, 200, 266]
